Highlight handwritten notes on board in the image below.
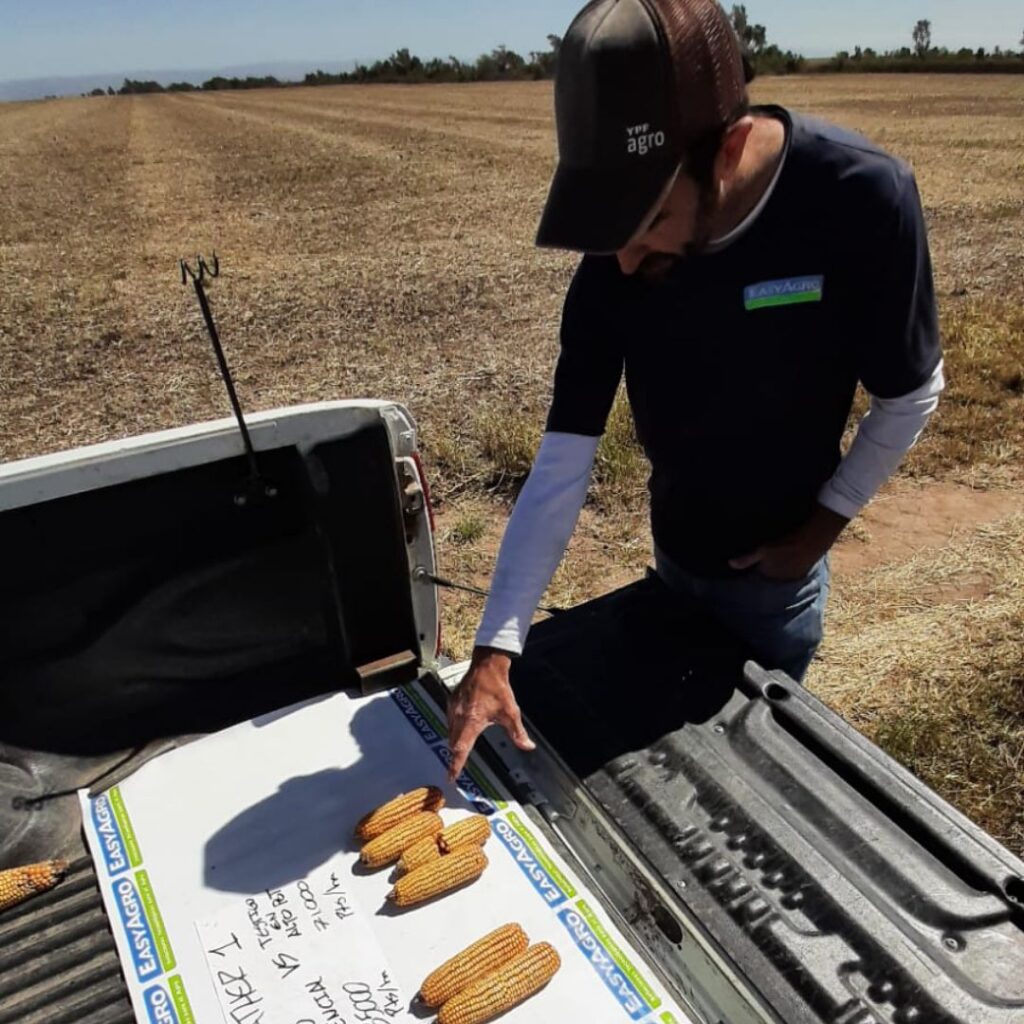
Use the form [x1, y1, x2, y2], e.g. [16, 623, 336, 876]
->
[196, 857, 408, 1024]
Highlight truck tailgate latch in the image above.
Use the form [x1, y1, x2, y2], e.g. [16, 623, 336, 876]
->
[396, 457, 425, 536]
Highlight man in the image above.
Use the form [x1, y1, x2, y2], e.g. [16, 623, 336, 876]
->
[446, 0, 943, 780]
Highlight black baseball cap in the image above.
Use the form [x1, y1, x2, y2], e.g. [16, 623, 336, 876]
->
[536, 0, 747, 254]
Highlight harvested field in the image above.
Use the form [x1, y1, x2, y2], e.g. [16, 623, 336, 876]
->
[1, 75, 1021, 851]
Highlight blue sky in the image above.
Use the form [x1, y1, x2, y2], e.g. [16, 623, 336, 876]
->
[1, 0, 1021, 80]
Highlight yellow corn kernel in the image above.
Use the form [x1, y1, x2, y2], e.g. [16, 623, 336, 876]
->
[437, 942, 561, 1024]
[0, 859, 69, 912]
[387, 846, 488, 907]
[397, 835, 442, 875]
[419, 923, 529, 1007]
[355, 786, 445, 841]
[360, 811, 443, 868]
[437, 814, 491, 854]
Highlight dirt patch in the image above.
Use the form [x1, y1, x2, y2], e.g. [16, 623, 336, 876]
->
[833, 481, 1024, 581]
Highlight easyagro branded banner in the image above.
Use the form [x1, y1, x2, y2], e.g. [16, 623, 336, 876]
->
[82, 684, 692, 1024]
[83, 788, 197, 1023]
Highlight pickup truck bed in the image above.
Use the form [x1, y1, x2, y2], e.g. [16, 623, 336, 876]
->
[2, 404, 1022, 1024]
[1, 403, 435, 1023]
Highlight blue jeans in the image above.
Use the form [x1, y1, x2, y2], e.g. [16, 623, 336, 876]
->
[653, 547, 831, 682]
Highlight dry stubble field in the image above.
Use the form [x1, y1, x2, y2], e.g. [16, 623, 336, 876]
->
[1, 75, 1022, 851]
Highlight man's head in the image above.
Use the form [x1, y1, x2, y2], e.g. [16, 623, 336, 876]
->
[536, 0, 752, 274]
[616, 113, 754, 278]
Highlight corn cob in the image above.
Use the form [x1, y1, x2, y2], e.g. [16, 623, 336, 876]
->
[355, 786, 445, 841]
[360, 811, 443, 868]
[437, 942, 561, 1024]
[0, 859, 69, 912]
[398, 815, 492, 875]
[437, 814, 491, 854]
[388, 846, 488, 907]
[419, 923, 529, 1007]
[397, 835, 443, 875]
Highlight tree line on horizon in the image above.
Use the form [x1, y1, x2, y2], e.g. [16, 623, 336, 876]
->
[814, 18, 1024, 73]
[87, 10, 1024, 97]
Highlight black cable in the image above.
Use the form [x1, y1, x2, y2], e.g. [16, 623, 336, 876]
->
[425, 572, 565, 616]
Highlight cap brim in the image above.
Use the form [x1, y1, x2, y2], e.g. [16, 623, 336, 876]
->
[535, 156, 679, 254]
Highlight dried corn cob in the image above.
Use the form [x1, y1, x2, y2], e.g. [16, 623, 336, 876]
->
[355, 786, 445, 841]
[388, 846, 488, 907]
[399, 815, 492, 875]
[420, 923, 529, 1007]
[0, 859, 69, 912]
[397, 835, 442, 875]
[437, 942, 560, 1024]
[437, 814, 491, 854]
[360, 811, 443, 868]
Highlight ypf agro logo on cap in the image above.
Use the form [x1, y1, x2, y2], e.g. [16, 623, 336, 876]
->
[626, 123, 666, 156]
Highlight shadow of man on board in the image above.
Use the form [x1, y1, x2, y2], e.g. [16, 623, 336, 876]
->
[202, 692, 480, 894]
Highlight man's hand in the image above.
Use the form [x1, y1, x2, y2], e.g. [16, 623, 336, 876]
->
[446, 647, 536, 781]
[729, 504, 849, 580]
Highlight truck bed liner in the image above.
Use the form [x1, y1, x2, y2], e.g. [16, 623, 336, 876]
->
[510, 576, 1024, 1024]
[0, 857, 129, 1024]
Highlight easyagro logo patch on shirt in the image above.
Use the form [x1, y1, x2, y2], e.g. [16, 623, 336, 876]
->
[744, 275, 824, 311]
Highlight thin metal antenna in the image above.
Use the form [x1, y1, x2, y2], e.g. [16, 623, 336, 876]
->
[180, 253, 275, 504]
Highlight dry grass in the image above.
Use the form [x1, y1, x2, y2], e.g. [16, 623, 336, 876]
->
[908, 299, 1024, 481]
[447, 514, 487, 546]
[1, 75, 1022, 854]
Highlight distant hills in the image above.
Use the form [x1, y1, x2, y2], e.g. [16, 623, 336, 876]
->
[0, 61, 359, 102]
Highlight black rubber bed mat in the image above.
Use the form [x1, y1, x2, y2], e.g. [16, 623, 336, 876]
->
[0, 856, 132, 1024]
[511, 576, 1024, 1024]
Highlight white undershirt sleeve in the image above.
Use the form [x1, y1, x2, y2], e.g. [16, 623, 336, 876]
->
[818, 360, 945, 521]
[474, 431, 599, 655]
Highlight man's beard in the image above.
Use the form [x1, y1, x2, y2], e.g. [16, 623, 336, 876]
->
[637, 184, 718, 283]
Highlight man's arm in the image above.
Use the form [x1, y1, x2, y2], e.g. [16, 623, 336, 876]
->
[446, 256, 623, 780]
[447, 432, 599, 780]
[729, 363, 945, 578]
[818, 361, 945, 517]
[474, 432, 601, 654]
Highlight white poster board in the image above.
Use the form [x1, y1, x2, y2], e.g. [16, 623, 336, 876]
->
[81, 683, 693, 1024]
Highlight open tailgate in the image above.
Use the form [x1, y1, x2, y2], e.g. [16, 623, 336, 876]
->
[498, 576, 1024, 1024]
